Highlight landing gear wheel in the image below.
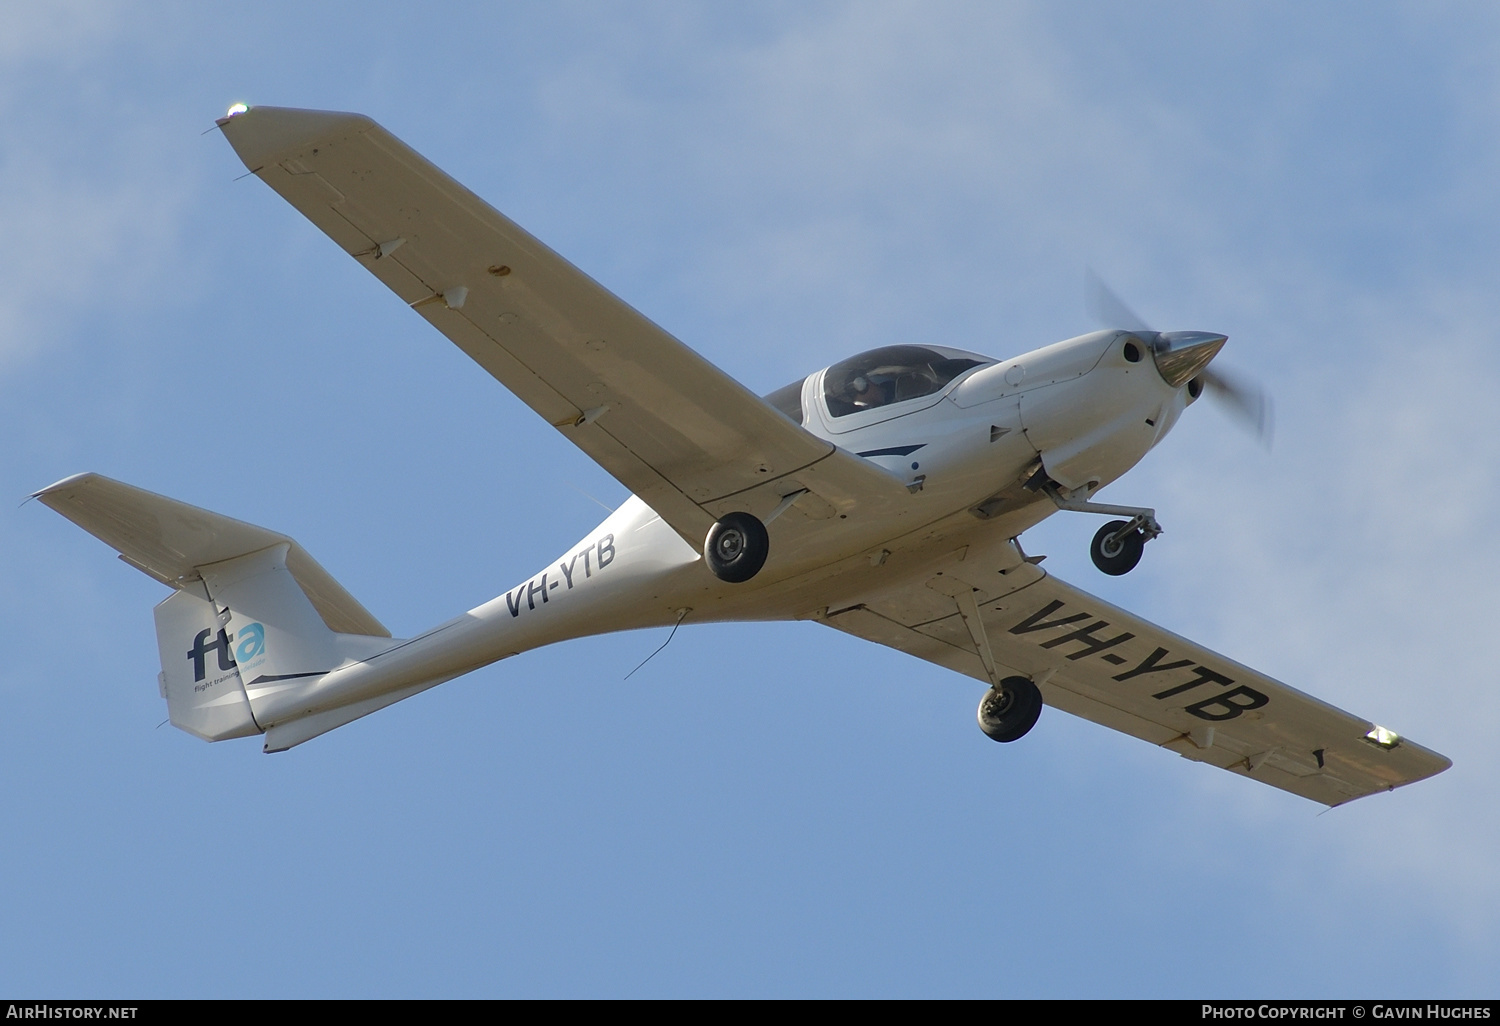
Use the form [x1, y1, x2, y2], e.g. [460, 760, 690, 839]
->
[1090, 519, 1145, 576]
[977, 676, 1044, 743]
[704, 511, 770, 583]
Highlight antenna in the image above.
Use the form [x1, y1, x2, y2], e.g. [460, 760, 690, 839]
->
[624, 608, 690, 681]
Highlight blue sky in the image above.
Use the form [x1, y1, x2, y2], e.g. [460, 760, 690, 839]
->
[3, 1, 1498, 997]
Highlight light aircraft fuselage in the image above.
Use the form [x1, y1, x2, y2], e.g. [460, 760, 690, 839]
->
[34, 106, 1448, 806]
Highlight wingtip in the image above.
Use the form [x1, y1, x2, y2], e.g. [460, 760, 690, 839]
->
[217, 105, 377, 172]
[31, 471, 102, 501]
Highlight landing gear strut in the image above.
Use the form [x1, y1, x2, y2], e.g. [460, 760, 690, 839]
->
[977, 676, 1044, 743]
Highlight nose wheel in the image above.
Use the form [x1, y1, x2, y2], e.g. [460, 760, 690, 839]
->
[1090, 519, 1148, 576]
[1040, 481, 1162, 577]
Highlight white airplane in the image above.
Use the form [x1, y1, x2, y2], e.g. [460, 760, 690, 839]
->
[36, 106, 1447, 806]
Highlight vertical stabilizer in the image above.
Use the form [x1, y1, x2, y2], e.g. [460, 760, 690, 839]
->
[155, 583, 259, 741]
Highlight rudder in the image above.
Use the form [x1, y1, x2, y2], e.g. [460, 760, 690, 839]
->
[155, 583, 259, 741]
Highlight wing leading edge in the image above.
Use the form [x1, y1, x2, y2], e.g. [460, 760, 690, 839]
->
[217, 106, 906, 549]
[826, 561, 1449, 806]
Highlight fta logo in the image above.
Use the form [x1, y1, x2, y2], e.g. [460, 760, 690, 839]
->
[187, 623, 266, 682]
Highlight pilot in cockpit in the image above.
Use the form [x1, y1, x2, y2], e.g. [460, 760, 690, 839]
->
[849, 374, 887, 410]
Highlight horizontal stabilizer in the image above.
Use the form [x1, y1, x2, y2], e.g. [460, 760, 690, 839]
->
[35, 473, 389, 638]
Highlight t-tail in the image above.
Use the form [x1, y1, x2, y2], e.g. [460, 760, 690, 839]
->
[35, 473, 401, 751]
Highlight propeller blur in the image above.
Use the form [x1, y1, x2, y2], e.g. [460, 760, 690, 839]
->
[1087, 269, 1272, 445]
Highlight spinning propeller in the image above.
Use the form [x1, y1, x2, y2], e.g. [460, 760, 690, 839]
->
[1086, 271, 1273, 445]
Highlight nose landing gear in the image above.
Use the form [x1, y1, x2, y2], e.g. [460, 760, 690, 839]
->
[1090, 518, 1151, 576]
[1040, 480, 1162, 576]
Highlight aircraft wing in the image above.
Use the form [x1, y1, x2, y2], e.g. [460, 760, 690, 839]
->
[824, 560, 1450, 805]
[217, 106, 907, 548]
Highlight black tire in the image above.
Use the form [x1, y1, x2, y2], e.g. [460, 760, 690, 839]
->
[704, 511, 770, 583]
[1090, 520, 1145, 576]
[977, 676, 1044, 743]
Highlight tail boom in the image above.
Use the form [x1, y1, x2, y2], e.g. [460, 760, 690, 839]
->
[39, 475, 704, 750]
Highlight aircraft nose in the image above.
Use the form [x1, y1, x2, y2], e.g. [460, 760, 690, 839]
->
[1150, 330, 1227, 388]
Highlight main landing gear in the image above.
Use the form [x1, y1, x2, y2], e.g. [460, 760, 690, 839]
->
[704, 511, 769, 583]
[977, 676, 1044, 743]
[702, 490, 806, 584]
[955, 586, 1044, 743]
[1041, 481, 1162, 577]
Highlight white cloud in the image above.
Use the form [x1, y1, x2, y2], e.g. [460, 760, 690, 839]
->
[0, 2, 194, 372]
[1138, 271, 1500, 927]
[8, 0, 1500, 991]
[0, 0, 121, 64]
[589, 0, 1500, 930]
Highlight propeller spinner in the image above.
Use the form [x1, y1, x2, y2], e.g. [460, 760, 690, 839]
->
[1085, 271, 1272, 444]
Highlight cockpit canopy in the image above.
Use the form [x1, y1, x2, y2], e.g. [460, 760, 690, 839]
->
[763, 344, 992, 425]
[822, 345, 989, 418]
